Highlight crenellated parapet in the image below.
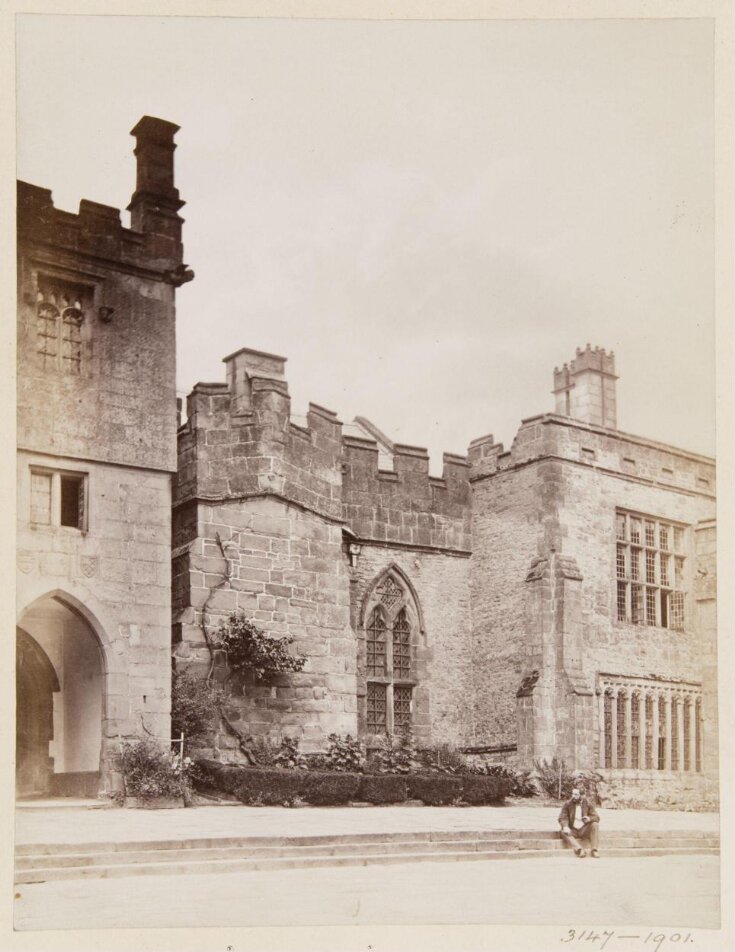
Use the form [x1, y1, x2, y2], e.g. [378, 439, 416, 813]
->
[468, 413, 715, 495]
[18, 118, 191, 283]
[176, 346, 472, 552]
[342, 435, 471, 550]
[175, 348, 344, 523]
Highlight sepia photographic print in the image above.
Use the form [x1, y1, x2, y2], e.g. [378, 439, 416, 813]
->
[2, 3, 733, 951]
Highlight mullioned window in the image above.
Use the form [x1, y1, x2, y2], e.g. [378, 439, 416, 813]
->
[615, 510, 686, 630]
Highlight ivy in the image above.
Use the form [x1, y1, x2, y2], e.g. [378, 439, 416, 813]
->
[213, 612, 307, 682]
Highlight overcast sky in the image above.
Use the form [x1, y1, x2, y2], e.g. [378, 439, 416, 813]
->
[16, 15, 715, 470]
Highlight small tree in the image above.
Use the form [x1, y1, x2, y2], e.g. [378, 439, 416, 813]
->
[171, 669, 226, 751]
[213, 612, 307, 681]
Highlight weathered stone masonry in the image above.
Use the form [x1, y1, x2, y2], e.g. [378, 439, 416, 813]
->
[15, 115, 718, 809]
[16, 117, 192, 796]
[172, 347, 473, 753]
[174, 343, 718, 807]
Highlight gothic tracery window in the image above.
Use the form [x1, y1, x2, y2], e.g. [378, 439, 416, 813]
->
[362, 571, 420, 737]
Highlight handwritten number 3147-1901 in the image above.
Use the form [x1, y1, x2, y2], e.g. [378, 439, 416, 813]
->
[561, 931, 694, 950]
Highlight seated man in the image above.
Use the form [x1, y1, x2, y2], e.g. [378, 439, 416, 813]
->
[558, 786, 600, 858]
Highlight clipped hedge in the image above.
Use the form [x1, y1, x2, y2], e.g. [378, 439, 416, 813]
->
[195, 759, 359, 805]
[300, 771, 361, 805]
[407, 773, 463, 805]
[460, 773, 510, 805]
[195, 759, 511, 807]
[358, 774, 407, 804]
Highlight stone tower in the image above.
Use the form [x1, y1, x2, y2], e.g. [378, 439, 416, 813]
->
[16, 117, 192, 797]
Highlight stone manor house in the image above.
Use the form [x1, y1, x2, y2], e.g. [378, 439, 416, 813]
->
[16, 118, 718, 808]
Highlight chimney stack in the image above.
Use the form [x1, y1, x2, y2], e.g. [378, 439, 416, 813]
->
[552, 345, 618, 429]
[127, 116, 184, 245]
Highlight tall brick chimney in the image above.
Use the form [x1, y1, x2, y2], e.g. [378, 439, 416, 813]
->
[552, 344, 618, 429]
[127, 116, 184, 245]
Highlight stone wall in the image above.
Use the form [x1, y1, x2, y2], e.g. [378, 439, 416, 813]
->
[173, 346, 473, 756]
[468, 413, 717, 808]
[172, 495, 355, 754]
[17, 453, 173, 791]
[468, 457, 546, 748]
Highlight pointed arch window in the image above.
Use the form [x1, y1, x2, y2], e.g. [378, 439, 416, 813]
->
[361, 570, 421, 737]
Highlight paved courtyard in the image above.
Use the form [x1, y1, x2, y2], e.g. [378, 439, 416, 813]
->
[14, 852, 719, 931]
[13, 803, 721, 932]
[14, 801, 720, 845]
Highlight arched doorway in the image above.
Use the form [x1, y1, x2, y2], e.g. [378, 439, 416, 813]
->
[16, 594, 104, 799]
[16, 629, 59, 798]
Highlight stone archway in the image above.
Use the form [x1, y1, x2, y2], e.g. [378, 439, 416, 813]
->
[16, 629, 59, 798]
[16, 594, 105, 799]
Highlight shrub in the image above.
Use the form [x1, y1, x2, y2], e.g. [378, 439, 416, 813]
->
[358, 774, 408, 804]
[302, 752, 330, 772]
[213, 612, 307, 682]
[323, 734, 365, 772]
[249, 736, 278, 767]
[532, 758, 603, 802]
[274, 735, 308, 770]
[407, 773, 463, 805]
[171, 669, 226, 750]
[417, 744, 468, 775]
[121, 738, 193, 801]
[533, 756, 575, 799]
[367, 730, 419, 774]
[460, 773, 511, 805]
[472, 763, 538, 797]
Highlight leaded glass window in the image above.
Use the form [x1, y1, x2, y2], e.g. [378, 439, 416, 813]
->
[62, 308, 83, 375]
[601, 677, 702, 773]
[36, 280, 86, 374]
[657, 705, 667, 771]
[366, 608, 387, 677]
[615, 510, 687, 630]
[376, 576, 402, 609]
[363, 572, 419, 736]
[616, 692, 627, 765]
[630, 693, 640, 766]
[37, 301, 59, 369]
[392, 609, 411, 679]
[683, 699, 691, 771]
[394, 685, 412, 732]
[645, 695, 654, 769]
[366, 682, 387, 733]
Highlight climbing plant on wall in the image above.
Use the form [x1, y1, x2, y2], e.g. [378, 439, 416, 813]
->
[214, 612, 307, 682]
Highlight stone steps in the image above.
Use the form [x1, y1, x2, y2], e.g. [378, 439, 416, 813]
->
[15, 830, 719, 883]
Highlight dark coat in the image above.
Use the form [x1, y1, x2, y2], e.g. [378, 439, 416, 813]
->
[558, 797, 600, 829]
